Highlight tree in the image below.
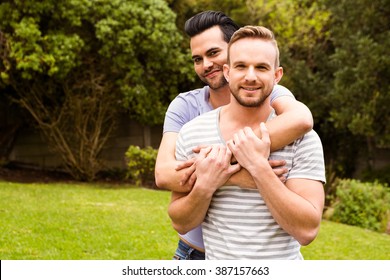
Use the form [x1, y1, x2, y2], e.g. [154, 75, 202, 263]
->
[326, 0, 390, 157]
[0, 0, 192, 180]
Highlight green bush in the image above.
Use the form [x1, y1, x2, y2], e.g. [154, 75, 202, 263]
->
[125, 145, 157, 187]
[326, 179, 390, 233]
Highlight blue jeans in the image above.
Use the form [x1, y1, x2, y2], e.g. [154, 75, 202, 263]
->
[173, 239, 205, 260]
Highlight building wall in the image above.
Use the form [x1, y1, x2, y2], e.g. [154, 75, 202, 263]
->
[7, 116, 163, 171]
[2, 98, 389, 177]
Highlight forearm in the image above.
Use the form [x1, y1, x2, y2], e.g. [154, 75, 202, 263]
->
[155, 132, 193, 192]
[168, 190, 212, 234]
[226, 160, 287, 189]
[226, 168, 256, 189]
[269, 100, 313, 151]
[155, 160, 190, 192]
[250, 161, 323, 245]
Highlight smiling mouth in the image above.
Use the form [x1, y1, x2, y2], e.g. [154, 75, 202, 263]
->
[242, 87, 260, 91]
[204, 68, 221, 78]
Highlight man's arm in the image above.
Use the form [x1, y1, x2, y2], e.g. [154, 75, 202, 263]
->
[226, 159, 287, 188]
[155, 132, 194, 192]
[168, 189, 211, 234]
[157, 93, 313, 191]
[168, 145, 240, 234]
[227, 124, 325, 245]
[268, 97, 313, 150]
[227, 97, 313, 188]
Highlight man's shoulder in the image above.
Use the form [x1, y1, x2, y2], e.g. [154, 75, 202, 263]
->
[177, 86, 209, 98]
[291, 129, 322, 145]
[167, 85, 210, 111]
[180, 107, 220, 131]
[268, 112, 321, 145]
[302, 129, 322, 142]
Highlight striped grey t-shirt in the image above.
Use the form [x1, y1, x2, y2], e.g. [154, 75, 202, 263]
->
[175, 107, 326, 259]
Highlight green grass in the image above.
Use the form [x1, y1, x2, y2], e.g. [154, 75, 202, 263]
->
[0, 182, 177, 259]
[1, 181, 389, 260]
[301, 220, 390, 259]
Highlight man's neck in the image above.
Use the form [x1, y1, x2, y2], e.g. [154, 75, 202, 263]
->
[219, 99, 272, 141]
[209, 86, 231, 109]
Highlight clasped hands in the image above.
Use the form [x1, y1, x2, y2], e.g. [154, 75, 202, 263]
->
[175, 123, 288, 190]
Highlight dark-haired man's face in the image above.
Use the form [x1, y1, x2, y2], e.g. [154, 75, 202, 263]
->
[190, 26, 228, 90]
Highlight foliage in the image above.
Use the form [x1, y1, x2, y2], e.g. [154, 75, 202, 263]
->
[322, 0, 390, 176]
[327, 0, 390, 150]
[0, 0, 389, 182]
[326, 179, 390, 233]
[202, 0, 390, 179]
[1, 181, 390, 260]
[125, 145, 158, 187]
[0, 0, 192, 180]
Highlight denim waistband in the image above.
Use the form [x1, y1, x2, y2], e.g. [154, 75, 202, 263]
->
[173, 239, 205, 260]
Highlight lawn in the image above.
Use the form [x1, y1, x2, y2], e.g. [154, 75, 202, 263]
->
[1, 181, 389, 260]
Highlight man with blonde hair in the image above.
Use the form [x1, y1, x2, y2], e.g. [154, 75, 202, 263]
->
[169, 26, 326, 259]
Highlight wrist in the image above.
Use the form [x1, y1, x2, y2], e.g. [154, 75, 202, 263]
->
[193, 180, 215, 199]
[247, 158, 271, 176]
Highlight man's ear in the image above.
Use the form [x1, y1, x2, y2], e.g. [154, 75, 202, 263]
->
[223, 63, 230, 83]
[274, 66, 283, 84]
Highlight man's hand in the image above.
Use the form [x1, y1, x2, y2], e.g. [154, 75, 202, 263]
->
[227, 123, 271, 175]
[174, 145, 211, 189]
[269, 159, 288, 183]
[175, 157, 196, 190]
[193, 145, 241, 193]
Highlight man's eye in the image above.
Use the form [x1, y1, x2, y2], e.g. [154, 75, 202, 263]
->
[193, 58, 202, 63]
[257, 65, 269, 70]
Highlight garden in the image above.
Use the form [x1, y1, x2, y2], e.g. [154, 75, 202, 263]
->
[0, 167, 389, 260]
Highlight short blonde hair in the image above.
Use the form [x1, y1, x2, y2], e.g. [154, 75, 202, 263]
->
[228, 25, 280, 68]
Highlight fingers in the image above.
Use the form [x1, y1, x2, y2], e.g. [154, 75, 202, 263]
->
[269, 159, 287, 184]
[179, 146, 211, 186]
[180, 163, 196, 186]
[272, 166, 288, 177]
[182, 145, 240, 188]
[210, 145, 241, 175]
[259, 122, 270, 143]
[268, 159, 286, 168]
[175, 157, 196, 171]
[229, 162, 241, 174]
[199, 144, 238, 172]
[192, 145, 209, 154]
[208, 145, 231, 167]
[226, 140, 235, 158]
[199, 146, 212, 157]
[279, 175, 287, 184]
[187, 171, 197, 187]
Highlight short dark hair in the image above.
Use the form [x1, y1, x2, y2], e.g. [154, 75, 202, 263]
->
[184, 11, 239, 43]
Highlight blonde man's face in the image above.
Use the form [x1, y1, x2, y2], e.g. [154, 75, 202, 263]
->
[223, 38, 283, 107]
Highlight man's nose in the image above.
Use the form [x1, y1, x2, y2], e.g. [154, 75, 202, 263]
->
[203, 57, 213, 69]
[245, 66, 256, 81]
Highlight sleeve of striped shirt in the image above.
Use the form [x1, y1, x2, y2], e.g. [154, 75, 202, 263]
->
[288, 130, 326, 183]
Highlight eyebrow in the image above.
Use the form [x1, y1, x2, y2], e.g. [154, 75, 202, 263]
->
[232, 61, 271, 68]
[191, 47, 221, 60]
[205, 47, 220, 54]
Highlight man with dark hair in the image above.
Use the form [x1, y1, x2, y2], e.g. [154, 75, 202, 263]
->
[184, 11, 239, 42]
[155, 11, 313, 260]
